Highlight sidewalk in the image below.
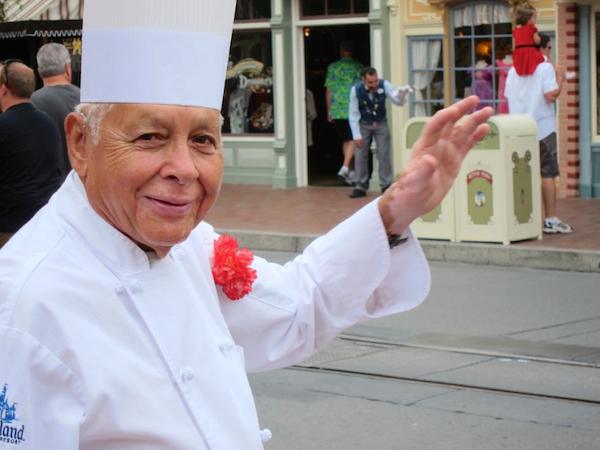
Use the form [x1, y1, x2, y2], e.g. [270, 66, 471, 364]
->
[205, 184, 600, 272]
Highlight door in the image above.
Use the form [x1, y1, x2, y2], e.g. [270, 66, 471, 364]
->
[303, 24, 370, 186]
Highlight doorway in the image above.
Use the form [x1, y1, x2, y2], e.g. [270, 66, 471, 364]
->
[303, 24, 370, 186]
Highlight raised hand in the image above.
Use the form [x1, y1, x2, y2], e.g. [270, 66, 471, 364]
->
[379, 96, 493, 235]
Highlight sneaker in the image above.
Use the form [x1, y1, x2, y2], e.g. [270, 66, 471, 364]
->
[349, 188, 366, 198]
[543, 219, 573, 234]
[347, 170, 356, 186]
[337, 166, 350, 185]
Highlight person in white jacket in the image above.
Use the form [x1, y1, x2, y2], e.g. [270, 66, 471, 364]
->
[0, 1, 492, 449]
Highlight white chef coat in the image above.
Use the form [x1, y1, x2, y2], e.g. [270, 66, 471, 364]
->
[0, 172, 430, 449]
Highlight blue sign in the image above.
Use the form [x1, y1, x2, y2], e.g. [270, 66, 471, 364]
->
[0, 384, 25, 445]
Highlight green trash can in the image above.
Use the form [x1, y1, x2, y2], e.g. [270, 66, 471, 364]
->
[454, 114, 542, 245]
[402, 117, 457, 241]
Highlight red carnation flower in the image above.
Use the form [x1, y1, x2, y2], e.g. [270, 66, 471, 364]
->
[212, 235, 257, 300]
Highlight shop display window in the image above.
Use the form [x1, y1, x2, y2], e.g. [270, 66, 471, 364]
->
[408, 36, 444, 117]
[222, 30, 274, 135]
[235, 0, 271, 21]
[300, 0, 368, 18]
[451, 1, 512, 113]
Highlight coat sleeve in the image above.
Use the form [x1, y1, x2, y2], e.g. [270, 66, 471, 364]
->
[0, 326, 84, 450]
[214, 199, 431, 373]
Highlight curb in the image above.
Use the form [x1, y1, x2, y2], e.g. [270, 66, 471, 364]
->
[217, 228, 600, 273]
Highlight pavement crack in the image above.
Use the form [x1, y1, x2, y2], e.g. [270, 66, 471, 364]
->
[405, 389, 458, 407]
[507, 316, 600, 337]
[304, 388, 403, 406]
[420, 405, 597, 432]
[416, 357, 495, 379]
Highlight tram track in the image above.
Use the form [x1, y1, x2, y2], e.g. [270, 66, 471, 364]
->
[288, 333, 600, 406]
[291, 364, 600, 407]
[338, 332, 600, 369]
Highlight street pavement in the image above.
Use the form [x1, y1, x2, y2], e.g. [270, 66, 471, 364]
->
[249, 251, 600, 449]
[206, 184, 600, 273]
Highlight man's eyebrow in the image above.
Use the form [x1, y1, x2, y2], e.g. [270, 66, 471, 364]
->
[131, 113, 171, 127]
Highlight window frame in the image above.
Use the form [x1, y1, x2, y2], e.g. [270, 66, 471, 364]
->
[449, 1, 513, 112]
[299, 0, 369, 20]
[234, 0, 271, 23]
[223, 25, 274, 136]
[592, 6, 600, 142]
[407, 35, 445, 118]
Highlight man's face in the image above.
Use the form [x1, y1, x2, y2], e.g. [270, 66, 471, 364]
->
[75, 104, 223, 256]
[363, 73, 379, 91]
[541, 43, 551, 58]
[0, 64, 8, 111]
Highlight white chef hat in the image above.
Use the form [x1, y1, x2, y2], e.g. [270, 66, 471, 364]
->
[80, 0, 236, 110]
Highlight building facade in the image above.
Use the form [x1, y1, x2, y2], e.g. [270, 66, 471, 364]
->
[1, 0, 598, 197]
[390, 0, 599, 199]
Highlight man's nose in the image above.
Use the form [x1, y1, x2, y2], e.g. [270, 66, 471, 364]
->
[160, 138, 199, 184]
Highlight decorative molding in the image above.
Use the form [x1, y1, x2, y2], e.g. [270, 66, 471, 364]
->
[406, 0, 443, 23]
[274, 31, 286, 141]
[386, 0, 398, 16]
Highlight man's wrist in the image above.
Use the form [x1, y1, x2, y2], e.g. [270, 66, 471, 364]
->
[388, 233, 408, 249]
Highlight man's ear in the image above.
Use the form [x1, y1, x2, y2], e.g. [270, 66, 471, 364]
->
[0, 84, 7, 111]
[65, 112, 90, 179]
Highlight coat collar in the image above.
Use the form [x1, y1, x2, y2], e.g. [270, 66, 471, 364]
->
[52, 172, 153, 275]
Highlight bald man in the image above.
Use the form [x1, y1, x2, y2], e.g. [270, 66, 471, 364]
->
[0, 60, 62, 247]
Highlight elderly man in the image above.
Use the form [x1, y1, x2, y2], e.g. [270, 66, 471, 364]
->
[0, 1, 492, 448]
[0, 60, 62, 248]
[32, 43, 81, 179]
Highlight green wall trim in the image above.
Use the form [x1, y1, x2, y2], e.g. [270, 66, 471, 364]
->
[222, 139, 275, 149]
[270, 0, 298, 189]
[368, 0, 382, 22]
[578, 4, 594, 197]
[223, 173, 274, 185]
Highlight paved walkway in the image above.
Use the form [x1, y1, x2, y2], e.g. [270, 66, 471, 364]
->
[206, 184, 600, 272]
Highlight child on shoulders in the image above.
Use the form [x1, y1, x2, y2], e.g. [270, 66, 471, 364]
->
[512, 4, 545, 76]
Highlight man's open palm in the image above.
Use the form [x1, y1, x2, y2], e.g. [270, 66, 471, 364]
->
[379, 96, 493, 234]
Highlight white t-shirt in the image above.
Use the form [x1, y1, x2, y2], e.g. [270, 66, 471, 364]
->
[504, 62, 558, 140]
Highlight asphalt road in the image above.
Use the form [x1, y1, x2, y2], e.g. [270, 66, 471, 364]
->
[250, 252, 600, 449]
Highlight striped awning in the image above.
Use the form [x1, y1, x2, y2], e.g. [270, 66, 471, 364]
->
[4, 0, 56, 21]
[0, 19, 82, 40]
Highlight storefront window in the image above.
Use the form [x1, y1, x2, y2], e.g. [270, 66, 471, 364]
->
[222, 30, 274, 135]
[451, 2, 512, 113]
[235, 0, 270, 21]
[408, 37, 444, 117]
[301, 0, 369, 18]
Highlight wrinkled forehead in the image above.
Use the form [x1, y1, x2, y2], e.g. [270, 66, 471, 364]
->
[105, 103, 222, 128]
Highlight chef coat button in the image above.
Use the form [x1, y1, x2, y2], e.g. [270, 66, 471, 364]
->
[260, 428, 272, 443]
[114, 284, 125, 294]
[219, 342, 234, 353]
[180, 366, 195, 383]
[129, 279, 142, 293]
[172, 247, 186, 260]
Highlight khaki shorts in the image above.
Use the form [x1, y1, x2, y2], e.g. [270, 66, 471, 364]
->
[539, 132, 559, 178]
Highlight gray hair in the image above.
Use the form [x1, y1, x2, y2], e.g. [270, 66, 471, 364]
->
[36, 43, 71, 78]
[74, 103, 225, 144]
[75, 103, 115, 144]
